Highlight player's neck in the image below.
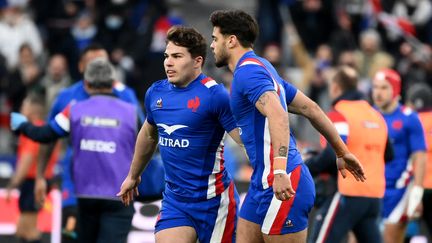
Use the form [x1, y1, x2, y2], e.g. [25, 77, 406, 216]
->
[228, 47, 253, 72]
[380, 99, 399, 114]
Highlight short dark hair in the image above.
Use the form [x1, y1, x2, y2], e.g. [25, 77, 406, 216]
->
[210, 10, 258, 48]
[166, 26, 207, 66]
[79, 43, 106, 61]
[26, 92, 45, 107]
[332, 66, 358, 92]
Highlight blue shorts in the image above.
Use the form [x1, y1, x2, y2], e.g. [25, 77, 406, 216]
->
[155, 182, 239, 243]
[240, 163, 315, 235]
[19, 179, 39, 212]
[383, 185, 411, 223]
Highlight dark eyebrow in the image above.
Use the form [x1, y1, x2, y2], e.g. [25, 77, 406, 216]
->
[165, 52, 184, 56]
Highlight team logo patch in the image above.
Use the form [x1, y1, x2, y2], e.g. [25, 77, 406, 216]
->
[156, 98, 163, 108]
[156, 123, 188, 135]
[285, 219, 293, 227]
[392, 120, 403, 130]
[187, 96, 200, 112]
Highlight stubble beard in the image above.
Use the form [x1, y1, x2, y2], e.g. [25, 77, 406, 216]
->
[215, 51, 229, 68]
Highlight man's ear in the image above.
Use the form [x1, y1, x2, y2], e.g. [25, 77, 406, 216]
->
[228, 35, 238, 49]
[194, 56, 203, 68]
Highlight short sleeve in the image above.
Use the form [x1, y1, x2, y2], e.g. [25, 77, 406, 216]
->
[407, 113, 427, 153]
[49, 104, 71, 136]
[144, 85, 155, 125]
[234, 66, 275, 105]
[281, 80, 298, 105]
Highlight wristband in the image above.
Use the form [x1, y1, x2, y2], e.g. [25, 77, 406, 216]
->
[407, 185, 424, 217]
[274, 169, 287, 175]
[273, 156, 287, 171]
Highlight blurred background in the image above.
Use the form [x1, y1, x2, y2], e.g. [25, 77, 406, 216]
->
[1, 0, 432, 242]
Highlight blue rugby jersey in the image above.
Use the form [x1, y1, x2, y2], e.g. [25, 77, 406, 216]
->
[230, 51, 303, 190]
[145, 73, 237, 201]
[378, 105, 426, 188]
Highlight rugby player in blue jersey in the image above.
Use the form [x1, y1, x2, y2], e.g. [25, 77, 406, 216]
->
[117, 26, 243, 243]
[210, 10, 365, 243]
[372, 69, 427, 243]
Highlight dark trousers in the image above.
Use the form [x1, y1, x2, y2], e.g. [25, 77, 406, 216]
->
[422, 189, 432, 236]
[77, 198, 134, 243]
[309, 193, 382, 243]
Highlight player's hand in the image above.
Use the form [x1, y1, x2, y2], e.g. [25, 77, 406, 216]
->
[273, 173, 296, 201]
[10, 112, 28, 131]
[34, 177, 47, 207]
[336, 153, 366, 182]
[407, 185, 424, 218]
[116, 174, 141, 206]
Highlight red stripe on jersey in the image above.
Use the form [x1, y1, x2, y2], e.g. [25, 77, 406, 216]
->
[327, 110, 346, 123]
[221, 182, 236, 243]
[61, 104, 72, 119]
[215, 173, 225, 195]
[216, 146, 225, 195]
[156, 212, 162, 223]
[240, 58, 280, 95]
[201, 77, 213, 85]
[269, 165, 301, 234]
[267, 143, 275, 187]
[240, 58, 263, 66]
[220, 146, 225, 171]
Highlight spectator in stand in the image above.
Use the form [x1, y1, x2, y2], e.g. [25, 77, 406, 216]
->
[0, 2, 43, 71]
[40, 54, 72, 109]
[355, 29, 394, 93]
[6, 43, 44, 112]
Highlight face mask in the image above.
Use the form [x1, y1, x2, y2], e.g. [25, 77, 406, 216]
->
[105, 15, 123, 30]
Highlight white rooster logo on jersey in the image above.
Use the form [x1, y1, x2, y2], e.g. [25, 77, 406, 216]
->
[157, 124, 188, 135]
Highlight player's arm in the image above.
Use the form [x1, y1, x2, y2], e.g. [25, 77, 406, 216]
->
[34, 142, 57, 206]
[17, 122, 62, 143]
[255, 90, 294, 200]
[288, 90, 365, 181]
[6, 151, 34, 201]
[406, 113, 427, 217]
[408, 114, 427, 186]
[255, 91, 289, 158]
[288, 91, 347, 157]
[228, 128, 242, 146]
[7, 152, 33, 190]
[412, 151, 426, 186]
[117, 120, 158, 205]
[129, 120, 158, 179]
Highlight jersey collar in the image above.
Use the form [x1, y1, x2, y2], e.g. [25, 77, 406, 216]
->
[235, 51, 256, 70]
